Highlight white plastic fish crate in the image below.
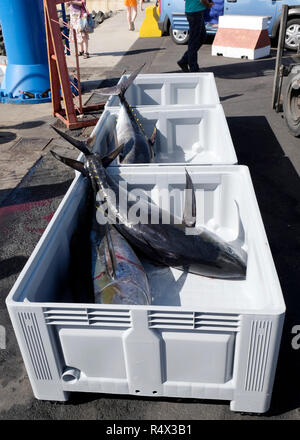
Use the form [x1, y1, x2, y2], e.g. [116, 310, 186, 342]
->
[92, 104, 237, 165]
[104, 72, 220, 109]
[6, 165, 285, 413]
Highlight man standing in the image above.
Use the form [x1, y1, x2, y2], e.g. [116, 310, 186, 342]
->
[177, 0, 214, 73]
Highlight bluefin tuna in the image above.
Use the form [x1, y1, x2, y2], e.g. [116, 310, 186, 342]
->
[95, 64, 157, 164]
[91, 225, 151, 305]
[50, 129, 247, 280]
[51, 128, 151, 305]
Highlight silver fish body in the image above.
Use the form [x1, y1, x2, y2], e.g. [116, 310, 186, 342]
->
[115, 103, 154, 164]
[96, 65, 156, 164]
[91, 226, 151, 305]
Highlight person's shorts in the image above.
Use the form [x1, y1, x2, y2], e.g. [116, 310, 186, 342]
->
[124, 0, 137, 6]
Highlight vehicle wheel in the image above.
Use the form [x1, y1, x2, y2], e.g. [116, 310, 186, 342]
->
[170, 27, 189, 45]
[0, 25, 6, 56]
[283, 71, 300, 136]
[285, 19, 300, 51]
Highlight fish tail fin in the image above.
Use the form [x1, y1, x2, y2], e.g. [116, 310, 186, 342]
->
[50, 150, 89, 176]
[95, 63, 146, 101]
[50, 125, 91, 156]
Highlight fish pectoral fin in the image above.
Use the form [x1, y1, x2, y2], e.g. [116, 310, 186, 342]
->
[50, 150, 88, 176]
[50, 125, 91, 156]
[104, 226, 117, 280]
[182, 169, 196, 228]
[101, 143, 125, 168]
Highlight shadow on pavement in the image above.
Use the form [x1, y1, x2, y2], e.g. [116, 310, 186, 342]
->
[0, 131, 17, 144]
[0, 120, 46, 130]
[92, 47, 166, 57]
[228, 115, 300, 415]
[82, 76, 120, 94]
[202, 53, 297, 80]
[0, 256, 28, 281]
[0, 180, 74, 209]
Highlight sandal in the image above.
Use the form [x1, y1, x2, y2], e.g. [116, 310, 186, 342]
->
[83, 52, 89, 59]
[79, 51, 83, 56]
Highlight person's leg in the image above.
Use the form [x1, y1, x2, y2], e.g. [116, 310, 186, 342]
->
[188, 11, 206, 71]
[128, 6, 137, 30]
[83, 33, 89, 58]
[186, 12, 202, 72]
[177, 13, 191, 71]
[127, 6, 132, 29]
[198, 11, 207, 53]
[131, 6, 137, 23]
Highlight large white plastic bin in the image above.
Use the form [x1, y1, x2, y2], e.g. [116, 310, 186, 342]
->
[6, 165, 285, 413]
[92, 105, 237, 165]
[105, 72, 220, 109]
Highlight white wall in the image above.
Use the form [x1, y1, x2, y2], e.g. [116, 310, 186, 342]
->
[86, 0, 126, 12]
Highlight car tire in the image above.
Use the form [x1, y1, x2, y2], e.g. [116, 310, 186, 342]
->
[285, 18, 300, 51]
[170, 26, 189, 45]
[283, 70, 300, 137]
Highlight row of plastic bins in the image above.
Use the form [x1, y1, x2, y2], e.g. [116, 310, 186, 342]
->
[6, 72, 285, 414]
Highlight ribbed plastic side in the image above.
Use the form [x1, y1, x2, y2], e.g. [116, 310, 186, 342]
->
[244, 320, 272, 392]
[43, 308, 132, 328]
[148, 311, 240, 332]
[172, 13, 188, 30]
[18, 312, 52, 381]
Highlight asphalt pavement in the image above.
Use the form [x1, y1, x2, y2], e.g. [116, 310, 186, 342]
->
[1, 6, 300, 420]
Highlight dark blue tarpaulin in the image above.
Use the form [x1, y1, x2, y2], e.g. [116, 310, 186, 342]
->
[205, 0, 224, 24]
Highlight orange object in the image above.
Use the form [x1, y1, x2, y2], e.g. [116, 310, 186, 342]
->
[124, 0, 137, 7]
[43, 0, 105, 129]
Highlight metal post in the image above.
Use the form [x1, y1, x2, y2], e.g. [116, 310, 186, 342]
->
[272, 4, 289, 111]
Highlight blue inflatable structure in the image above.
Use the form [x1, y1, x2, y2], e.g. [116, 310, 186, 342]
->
[0, 0, 51, 104]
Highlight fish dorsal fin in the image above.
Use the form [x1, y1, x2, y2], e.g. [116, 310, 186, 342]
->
[228, 201, 246, 248]
[148, 125, 157, 146]
[148, 125, 157, 159]
[101, 143, 125, 168]
[50, 125, 91, 156]
[182, 169, 196, 228]
[50, 150, 88, 176]
[104, 226, 117, 280]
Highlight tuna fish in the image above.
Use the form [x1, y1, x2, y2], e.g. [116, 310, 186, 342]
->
[95, 64, 156, 164]
[51, 127, 151, 305]
[51, 128, 247, 280]
[91, 225, 151, 305]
